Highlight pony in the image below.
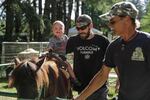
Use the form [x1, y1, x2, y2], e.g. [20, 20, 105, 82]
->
[8, 52, 72, 100]
[8, 58, 42, 99]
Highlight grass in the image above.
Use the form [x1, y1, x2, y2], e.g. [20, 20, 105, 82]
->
[0, 72, 118, 99]
[108, 77, 118, 100]
[0, 78, 17, 97]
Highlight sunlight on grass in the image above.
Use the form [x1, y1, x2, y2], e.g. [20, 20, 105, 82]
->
[0, 78, 17, 93]
[0, 70, 118, 99]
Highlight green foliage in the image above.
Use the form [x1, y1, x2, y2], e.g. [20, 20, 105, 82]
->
[86, 0, 123, 14]
[141, 15, 150, 32]
[0, 20, 5, 35]
[81, 0, 123, 36]
[1, 0, 150, 41]
[141, 1, 150, 33]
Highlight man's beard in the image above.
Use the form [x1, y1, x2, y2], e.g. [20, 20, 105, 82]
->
[79, 29, 90, 40]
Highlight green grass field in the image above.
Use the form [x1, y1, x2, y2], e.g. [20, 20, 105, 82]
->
[0, 76, 118, 100]
[0, 78, 17, 100]
[0, 78, 16, 93]
[0, 60, 117, 99]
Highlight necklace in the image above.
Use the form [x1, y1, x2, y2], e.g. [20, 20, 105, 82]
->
[121, 32, 138, 51]
[125, 32, 137, 42]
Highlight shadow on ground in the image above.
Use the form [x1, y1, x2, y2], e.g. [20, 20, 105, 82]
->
[0, 91, 17, 97]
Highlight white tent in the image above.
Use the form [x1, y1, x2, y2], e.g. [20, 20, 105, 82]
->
[68, 27, 103, 37]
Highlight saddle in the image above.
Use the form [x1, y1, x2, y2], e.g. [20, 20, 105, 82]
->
[44, 51, 68, 70]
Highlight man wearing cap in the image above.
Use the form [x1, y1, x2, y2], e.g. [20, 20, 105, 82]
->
[75, 1, 150, 100]
[66, 14, 109, 99]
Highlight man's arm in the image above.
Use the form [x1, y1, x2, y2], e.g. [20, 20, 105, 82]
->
[75, 65, 111, 100]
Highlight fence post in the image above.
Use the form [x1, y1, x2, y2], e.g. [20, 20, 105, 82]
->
[1, 42, 5, 64]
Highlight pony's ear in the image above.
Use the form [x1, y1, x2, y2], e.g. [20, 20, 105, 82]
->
[14, 57, 21, 67]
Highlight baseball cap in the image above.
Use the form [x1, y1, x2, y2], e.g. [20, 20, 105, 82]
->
[99, 1, 139, 19]
[76, 14, 92, 28]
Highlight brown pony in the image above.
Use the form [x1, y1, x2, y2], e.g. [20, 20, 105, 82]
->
[8, 52, 72, 99]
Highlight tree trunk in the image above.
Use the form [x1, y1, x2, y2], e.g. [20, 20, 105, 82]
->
[66, 0, 73, 34]
[75, 0, 79, 21]
[5, 0, 14, 41]
[43, 0, 52, 41]
[38, 0, 42, 15]
[14, 12, 21, 40]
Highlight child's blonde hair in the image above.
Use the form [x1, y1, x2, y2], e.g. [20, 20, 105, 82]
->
[52, 20, 65, 29]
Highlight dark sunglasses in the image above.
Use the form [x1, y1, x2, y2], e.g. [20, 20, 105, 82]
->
[109, 16, 125, 25]
[109, 20, 116, 25]
[76, 24, 89, 31]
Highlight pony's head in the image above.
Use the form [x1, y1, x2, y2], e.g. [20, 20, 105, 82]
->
[8, 57, 43, 99]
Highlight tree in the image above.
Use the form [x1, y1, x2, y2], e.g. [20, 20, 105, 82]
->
[127, 0, 148, 19]
[5, 0, 14, 41]
[141, 0, 150, 32]
[2, 0, 149, 42]
[78, 0, 122, 36]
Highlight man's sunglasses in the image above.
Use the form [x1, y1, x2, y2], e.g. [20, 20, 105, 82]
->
[109, 20, 117, 25]
[109, 16, 125, 25]
[76, 24, 90, 31]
